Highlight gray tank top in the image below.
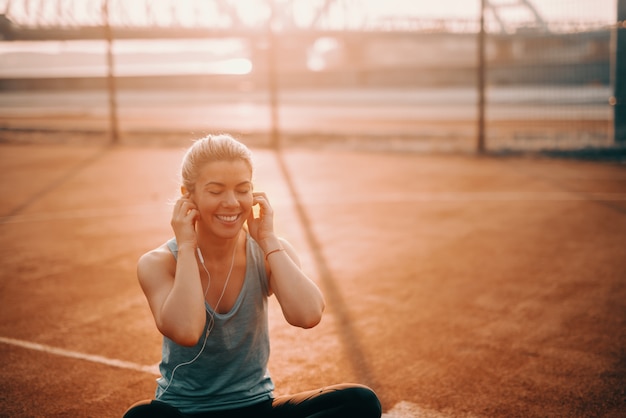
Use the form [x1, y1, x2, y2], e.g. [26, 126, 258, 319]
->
[154, 235, 274, 413]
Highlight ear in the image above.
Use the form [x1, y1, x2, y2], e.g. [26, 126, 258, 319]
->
[181, 186, 188, 196]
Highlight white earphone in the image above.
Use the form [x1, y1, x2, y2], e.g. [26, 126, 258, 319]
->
[157, 244, 237, 398]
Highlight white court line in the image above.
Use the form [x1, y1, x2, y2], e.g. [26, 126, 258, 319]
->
[382, 401, 464, 418]
[382, 401, 474, 418]
[0, 336, 160, 375]
[0, 336, 463, 417]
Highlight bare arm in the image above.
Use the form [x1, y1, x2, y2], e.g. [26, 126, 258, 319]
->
[137, 193, 206, 347]
[137, 244, 206, 347]
[265, 237, 325, 328]
[247, 192, 325, 328]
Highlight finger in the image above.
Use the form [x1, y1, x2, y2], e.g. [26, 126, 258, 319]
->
[253, 192, 269, 203]
[177, 201, 189, 215]
[253, 195, 264, 206]
[175, 199, 191, 213]
[179, 199, 197, 210]
[253, 194, 272, 207]
[185, 208, 199, 220]
[255, 198, 274, 217]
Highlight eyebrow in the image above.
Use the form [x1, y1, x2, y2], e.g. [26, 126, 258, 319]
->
[204, 181, 252, 187]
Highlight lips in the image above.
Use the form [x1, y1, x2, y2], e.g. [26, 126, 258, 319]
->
[216, 214, 240, 223]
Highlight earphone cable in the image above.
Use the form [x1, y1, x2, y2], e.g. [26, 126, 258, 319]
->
[157, 240, 238, 398]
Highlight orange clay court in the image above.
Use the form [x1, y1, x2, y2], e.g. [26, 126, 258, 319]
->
[0, 138, 625, 417]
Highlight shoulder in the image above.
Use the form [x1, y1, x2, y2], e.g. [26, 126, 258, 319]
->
[138, 242, 175, 269]
[137, 242, 176, 287]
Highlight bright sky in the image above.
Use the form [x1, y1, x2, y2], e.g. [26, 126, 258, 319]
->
[0, 0, 617, 74]
[0, 0, 617, 27]
[370, 0, 616, 21]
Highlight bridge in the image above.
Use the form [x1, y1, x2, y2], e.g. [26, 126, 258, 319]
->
[0, 0, 623, 144]
[0, 0, 578, 39]
[0, 0, 611, 44]
[0, 0, 613, 90]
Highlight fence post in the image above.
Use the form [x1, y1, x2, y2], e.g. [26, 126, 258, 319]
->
[266, 0, 280, 150]
[614, 0, 626, 142]
[477, 0, 487, 153]
[102, 0, 119, 145]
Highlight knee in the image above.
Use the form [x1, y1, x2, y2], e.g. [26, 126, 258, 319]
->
[122, 400, 184, 418]
[345, 384, 382, 418]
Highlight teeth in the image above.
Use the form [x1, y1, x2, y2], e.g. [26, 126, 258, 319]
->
[217, 214, 238, 222]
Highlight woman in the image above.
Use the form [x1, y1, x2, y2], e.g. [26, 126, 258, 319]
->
[124, 134, 381, 417]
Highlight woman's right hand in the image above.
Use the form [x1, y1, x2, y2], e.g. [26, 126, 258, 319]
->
[171, 193, 198, 248]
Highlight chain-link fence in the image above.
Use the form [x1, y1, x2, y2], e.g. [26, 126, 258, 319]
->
[0, 0, 622, 154]
[481, 0, 617, 152]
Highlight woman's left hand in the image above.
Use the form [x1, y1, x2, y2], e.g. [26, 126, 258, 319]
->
[247, 192, 277, 249]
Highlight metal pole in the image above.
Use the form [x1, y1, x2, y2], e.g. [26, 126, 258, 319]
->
[266, 0, 280, 150]
[613, 0, 626, 142]
[102, 0, 119, 144]
[477, 0, 486, 153]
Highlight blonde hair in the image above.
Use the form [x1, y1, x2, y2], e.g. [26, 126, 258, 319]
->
[181, 134, 253, 193]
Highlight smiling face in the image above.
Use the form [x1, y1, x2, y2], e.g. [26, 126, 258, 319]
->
[191, 159, 253, 240]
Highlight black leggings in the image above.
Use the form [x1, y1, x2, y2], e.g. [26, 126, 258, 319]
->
[123, 383, 381, 418]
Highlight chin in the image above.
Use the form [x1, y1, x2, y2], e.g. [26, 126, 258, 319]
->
[214, 223, 245, 239]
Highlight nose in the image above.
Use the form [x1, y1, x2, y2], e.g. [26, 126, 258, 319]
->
[222, 191, 240, 208]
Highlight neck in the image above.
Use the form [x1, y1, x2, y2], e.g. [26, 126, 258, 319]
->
[196, 229, 242, 263]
